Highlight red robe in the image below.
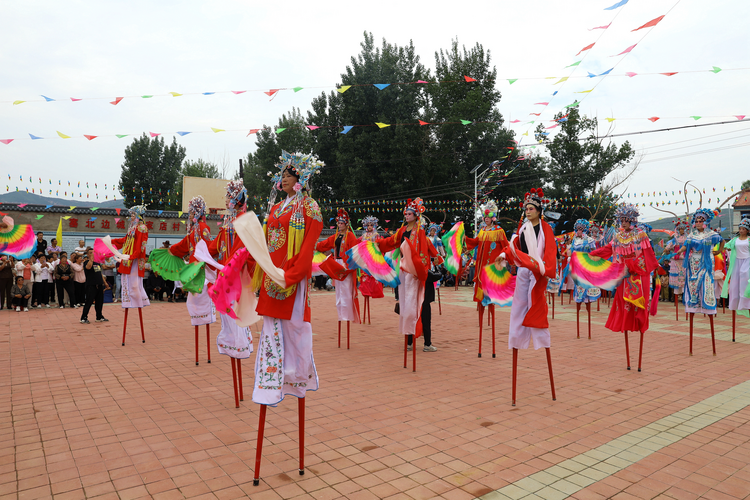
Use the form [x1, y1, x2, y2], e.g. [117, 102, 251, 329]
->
[169, 222, 211, 263]
[465, 224, 508, 303]
[505, 220, 557, 329]
[316, 230, 359, 277]
[377, 225, 438, 281]
[255, 195, 323, 322]
[111, 221, 149, 277]
[207, 219, 244, 266]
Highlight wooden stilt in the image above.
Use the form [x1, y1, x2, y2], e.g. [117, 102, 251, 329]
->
[478, 306, 484, 358]
[638, 331, 644, 372]
[337, 321, 341, 348]
[404, 335, 408, 368]
[230, 358, 239, 408]
[689, 313, 694, 355]
[252, 405, 267, 486]
[624, 330, 631, 370]
[237, 359, 244, 401]
[587, 302, 592, 340]
[195, 325, 199, 366]
[511, 348, 518, 406]
[412, 333, 416, 372]
[733, 310, 736, 342]
[367, 297, 371, 324]
[138, 307, 145, 343]
[597, 297, 600, 312]
[675, 293, 679, 321]
[121, 308, 129, 346]
[560, 291, 563, 306]
[551, 293, 555, 319]
[437, 287, 442, 315]
[206, 324, 211, 363]
[710, 314, 716, 356]
[346, 321, 350, 350]
[576, 303, 580, 339]
[546, 348, 556, 401]
[491, 305, 496, 359]
[298, 397, 305, 475]
[569, 290, 572, 304]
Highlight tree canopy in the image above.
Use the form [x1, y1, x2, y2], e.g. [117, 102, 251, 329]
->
[118, 134, 186, 210]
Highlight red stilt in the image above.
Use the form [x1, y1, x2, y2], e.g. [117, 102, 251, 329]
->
[121, 308, 129, 346]
[298, 397, 305, 475]
[710, 314, 716, 356]
[722, 299, 725, 315]
[206, 324, 211, 363]
[412, 333, 416, 372]
[587, 302, 592, 340]
[560, 291, 563, 306]
[337, 321, 341, 348]
[624, 330, 631, 370]
[195, 326, 200, 365]
[252, 405, 267, 486]
[675, 293, 679, 321]
[138, 308, 145, 343]
[638, 331, 644, 372]
[511, 348, 518, 406]
[597, 297, 600, 312]
[551, 293, 555, 319]
[404, 335, 408, 368]
[733, 310, 736, 342]
[230, 358, 239, 408]
[491, 305, 496, 358]
[478, 305, 484, 358]
[367, 297, 371, 324]
[546, 348, 556, 401]
[237, 359, 244, 401]
[346, 321, 350, 350]
[689, 313, 694, 355]
[437, 287, 442, 315]
[363, 296, 367, 325]
[576, 303, 580, 339]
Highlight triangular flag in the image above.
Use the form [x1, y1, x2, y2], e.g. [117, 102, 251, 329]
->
[632, 15, 665, 31]
[564, 102, 580, 108]
[62, 216, 71, 220]
[373, 84, 390, 90]
[231, 90, 246, 95]
[735, 115, 747, 121]
[534, 102, 549, 105]
[341, 126, 353, 134]
[276, 128, 286, 134]
[554, 77, 568, 84]
[464, 75, 477, 82]
[293, 87, 303, 92]
[375, 122, 390, 128]
[529, 113, 541, 116]
[68, 206, 76, 211]
[460, 120, 472, 125]
[202, 92, 215, 95]
[56, 131, 71, 139]
[418, 120, 430, 126]
[690, 116, 701, 120]
[177, 211, 182, 217]
[110, 97, 123, 105]
[604, 0, 628, 10]
[29, 134, 43, 140]
[587, 72, 596, 78]
[149, 132, 160, 137]
[599, 68, 614, 76]
[70, 97, 82, 101]
[246, 129, 260, 136]
[589, 23, 611, 30]
[648, 117, 660, 122]
[661, 72, 678, 76]
[612, 44, 637, 56]
[306, 125, 320, 131]
[575, 89, 593, 93]
[36, 215, 44, 220]
[176, 131, 191, 136]
[508, 79, 517, 84]
[116, 208, 121, 215]
[141, 95, 153, 98]
[211, 127, 225, 133]
[41, 95, 55, 102]
[170, 92, 182, 97]
[415, 80, 429, 83]
[711, 66, 722, 74]
[90, 207, 99, 211]
[116, 134, 128, 138]
[0, 139, 13, 145]
[84, 135, 97, 141]
[565, 61, 581, 68]
[114, 218, 120, 224]
[18, 204, 27, 208]
[13, 100, 25, 105]
[265, 89, 279, 97]
[625, 72, 638, 78]
[56, 217, 63, 246]
[337, 86, 352, 93]
[576, 43, 595, 56]
[606, 118, 616, 122]
[509, 120, 521, 123]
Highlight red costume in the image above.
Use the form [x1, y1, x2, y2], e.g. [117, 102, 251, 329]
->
[111, 221, 149, 277]
[465, 223, 509, 303]
[169, 221, 211, 263]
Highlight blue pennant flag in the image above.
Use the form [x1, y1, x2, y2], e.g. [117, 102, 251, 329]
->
[373, 84, 390, 90]
[341, 126, 353, 134]
[599, 68, 614, 76]
[604, 0, 628, 10]
[41, 95, 55, 102]
[176, 131, 192, 136]
[29, 134, 43, 140]
[202, 92, 215, 95]
[587, 72, 597, 78]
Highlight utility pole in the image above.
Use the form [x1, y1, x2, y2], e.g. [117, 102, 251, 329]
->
[470, 163, 491, 236]
[238, 158, 244, 183]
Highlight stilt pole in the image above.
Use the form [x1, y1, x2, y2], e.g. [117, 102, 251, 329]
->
[638, 331, 644, 372]
[491, 305, 496, 358]
[624, 330, 631, 370]
[689, 313, 694, 355]
[478, 305, 484, 358]
[298, 398, 305, 475]
[237, 359, 244, 401]
[206, 324, 211, 363]
[138, 308, 145, 343]
[252, 405, 267, 486]
[121, 308, 129, 346]
[511, 348, 518, 406]
[195, 326, 199, 366]
[587, 302, 592, 340]
[546, 348, 556, 401]
[710, 314, 716, 356]
[230, 358, 239, 408]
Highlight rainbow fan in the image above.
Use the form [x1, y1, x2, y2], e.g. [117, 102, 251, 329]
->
[569, 251, 628, 291]
[0, 224, 36, 259]
[311, 251, 327, 277]
[441, 221, 465, 275]
[345, 241, 400, 288]
[479, 263, 516, 307]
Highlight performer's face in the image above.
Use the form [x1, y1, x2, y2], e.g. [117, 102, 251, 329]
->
[678, 226, 685, 235]
[525, 204, 540, 222]
[576, 229, 583, 237]
[404, 211, 416, 223]
[429, 229, 436, 236]
[337, 220, 347, 231]
[281, 170, 298, 195]
[484, 217, 492, 226]
[694, 218, 705, 231]
[740, 227, 749, 237]
[621, 221, 631, 231]
[366, 223, 374, 232]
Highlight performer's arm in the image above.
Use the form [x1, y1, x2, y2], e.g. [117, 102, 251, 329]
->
[315, 234, 335, 253]
[464, 235, 479, 251]
[377, 230, 401, 254]
[110, 236, 126, 249]
[168, 234, 191, 259]
[283, 199, 324, 286]
[589, 243, 613, 260]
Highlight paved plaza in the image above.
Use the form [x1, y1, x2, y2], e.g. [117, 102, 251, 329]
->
[2, 286, 750, 500]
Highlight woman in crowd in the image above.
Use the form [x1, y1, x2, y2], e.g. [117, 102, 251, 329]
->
[722, 216, 750, 336]
[54, 253, 75, 308]
[70, 253, 86, 307]
[566, 219, 601, 339]
[11, 276, 31, 312]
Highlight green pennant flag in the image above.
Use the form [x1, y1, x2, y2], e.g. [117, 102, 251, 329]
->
[116, 134, 128, 138]
[690, 116, 701, 120]
[460, 120, 472, 125]
[276, 128, 286, 134]
[36, 214, 44, 220]
[90, 207, 99, 211]
[508, 79, 517, 84]
[564, 102, 580, 108]
[565, 61, 581, 68]
[141, 95, 153, 98]
[711, 66, 722, 73]
[293, 87, 303, 92]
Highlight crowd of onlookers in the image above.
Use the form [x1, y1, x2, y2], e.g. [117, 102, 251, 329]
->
[0, 234, 188, 318]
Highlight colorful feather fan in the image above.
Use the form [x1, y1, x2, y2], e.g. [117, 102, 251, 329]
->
[569, 251, 628, 291]
[345, 241, 400, 288]
[0, 224, 37, 259]
[441, 221, 465, 275]
[479, 263, 516, 307]
[311, 251, 327, 277]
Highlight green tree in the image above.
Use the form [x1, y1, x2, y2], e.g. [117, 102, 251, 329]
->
[118, 134, 186, 210]
[742, 179, 750, 190]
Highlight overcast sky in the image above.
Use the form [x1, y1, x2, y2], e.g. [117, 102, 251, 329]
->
[1, 0, 748, 221]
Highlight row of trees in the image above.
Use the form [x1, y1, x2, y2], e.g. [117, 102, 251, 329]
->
[119, 32, 636, 234]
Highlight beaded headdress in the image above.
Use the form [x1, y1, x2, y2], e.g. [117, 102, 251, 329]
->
[638, 223, 653, 233]
[335, 209, 349, 224]
[267, 150, 325, 211]
[362, 215, 379, 228]
[428, 223, 441, 235]
[404, 198, 425, 216]
[128, 204, 146, 219]
[573, 219, 590, 233]
[187, 196, 207, 231]
[225, 180, 247, 210]
[673, 219, 689, 230]
[521, 188, 549, 211]
[691, 208, 714, 225]
[614, 203, 639, 224]
[739, 216, 750, 232]
[478, 200, 498, 220]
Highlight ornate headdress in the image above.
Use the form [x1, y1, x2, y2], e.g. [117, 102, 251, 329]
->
[128, 204, 146, 220]
[638, 223, 653, 234]
[404, 198, 425, 216]
[521, 188, 549, 211]
[573, 219, 590, 233]
[428, 223, 441, 235]
[335, 208, 349, 224]
[478, 200, 498, 220]
[739, 216, 750, 232]
[673, 219, 689, 230]
[614, 203, 639, 224]
[362, 215, 379, 228]
[225, 180, 247, 211]
[691, 208, 715, 225]
[590, 222, 601, 235]
[187, 196, 207, 231]
[267, 150, 325, 211]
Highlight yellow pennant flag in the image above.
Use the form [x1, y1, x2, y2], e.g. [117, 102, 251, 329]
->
[605, 117, 616, 122]
[56, 217, 63, 246]
[62, 216, 71, 220]
[169, 92, 182, 97]
[337, 86, 352, 93]
[554, 77, 569, 85]
[575, 89, 593, 93]
[57, 131, 71, 139]
[13, 100, 25, 105]
[211, 127, 225, 133]
[375, 122, 390, 128]
[178, 211, 183, 217]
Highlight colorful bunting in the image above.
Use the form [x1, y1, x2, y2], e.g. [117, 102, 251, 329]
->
[0, 139, 13, 145]
[176, 131, 191, 136]
[604, 0, 629, 10]
[632, 15, 665, 31]
[375, 123, 390, 128]
[576, 43, 595, 56]
[373, 84, 390, 90]
[293, 87, 303, 92]
[464, 76, 477, 82]
[170, 92, 182, 97]
[648, 117, 660, 122]
[341, 126, 353, 134]
[337, 86, 351, 93]
[56, 131, 71, 139]
[210, 127, 225, 133]
[110, 97, 123, 105]
[612, 44, 637, 56]
[84, 135, 97, 141]
[460, 120, 472, 125]
[711, 66, 722, 73]
[246, 129, 259, 136]
[589, 23, 611, 30]
[418, 120, 430, 126]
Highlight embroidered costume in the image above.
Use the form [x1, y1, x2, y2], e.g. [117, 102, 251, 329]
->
[567, 219, 602, 304]
[721, 216, 750, 318]
[110, 205, 151, 309]
[465, 200, 509, 304]
[665, 220, 689, 293]
[316, 209, 361, 323]
[682, 209, 724, 315]
[358, 215, 384, 299]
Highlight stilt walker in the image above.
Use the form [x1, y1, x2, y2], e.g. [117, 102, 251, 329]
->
[563, 219, 601, 339]
[502, 188, 557, 406]
[665, 220, 689, 320]
[427, 223, 445, 316]
[721, 216, 750, 342]
[358, 215, 384, 324]
[316, 209, 361, 347]
[464, 200, 508, 358]
[588, 204, 659, 372]
[149, 196, 216, 365]
[677, 208, 725, 356]
[108, 205, 150, 345]
[213, 151, 324, 485]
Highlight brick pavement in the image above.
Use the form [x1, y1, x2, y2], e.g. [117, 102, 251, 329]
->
[2, 286, 750, 499]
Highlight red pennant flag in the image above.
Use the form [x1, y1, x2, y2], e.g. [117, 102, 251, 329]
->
[246, 129, 260, 136]
[306, 125, 320, 131]
[110, 97, 123, 105]
[648, 117, 660, 122]
[149, 132, 161, 137]
[534, 102, 549, 105]
[661, 72, 678, 76]
[116, 208, 121, 215]
[464, 75, 477, 82]
[576, 43, 595, 56]
[231, 90, 246, 95]
[632, 15, 665, 31]
[0, 139, 13, 145]
[265, 89, 279, 97]
[70, 97, 82, 102]
[84, 135, 97, 141]
[612, 44, 637, 56]
[418, 120, 430, 126]
[529, 113, 541, 116]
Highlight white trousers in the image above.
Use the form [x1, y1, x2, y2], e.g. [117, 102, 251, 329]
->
[508, 267, 551, 350]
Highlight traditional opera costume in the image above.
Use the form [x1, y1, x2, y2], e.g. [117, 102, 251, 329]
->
[721, 216, 750, 340]
[316, 208, 361, 348]
[589, 204, 659, 371]
[678, 208, 724, 355]
[358, 215, 384, 323]
[376, 198, 437, 370]
[502, 188, 557, 406]
[110, 205, 150, 345]
[465, 200, 508, 357]
[665, 219, 689, 318]
[205, 181, 254, 407]
[590, 223, 605, 250]
[213, 151, 324, 484]
[427, 223, 446, 258]
[566, 219, 601, 339]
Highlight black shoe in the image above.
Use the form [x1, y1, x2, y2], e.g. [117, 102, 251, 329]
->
[80, 319, 90, 324]
[96, 317, 109, 322]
